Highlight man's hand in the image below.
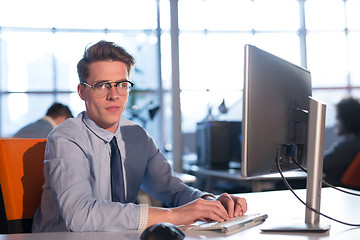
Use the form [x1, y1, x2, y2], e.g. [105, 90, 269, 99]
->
[169, 197, 230, 225]
[148, 197, 230, 227]
[216, 193, 247, 218]
[202, 193, 247, 218]
[147, 193, 247, 227]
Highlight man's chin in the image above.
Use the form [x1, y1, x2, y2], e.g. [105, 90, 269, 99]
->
[99, 117, 121, 130]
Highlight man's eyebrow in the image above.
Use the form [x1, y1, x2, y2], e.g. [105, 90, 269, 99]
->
[95, 79, 129, 83]
[94, 80, 108, 84]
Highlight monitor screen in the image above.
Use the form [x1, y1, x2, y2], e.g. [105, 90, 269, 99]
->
[241, 44, 312, 178]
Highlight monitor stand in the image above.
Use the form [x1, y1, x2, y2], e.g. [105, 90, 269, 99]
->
[261, 97, 331, 233]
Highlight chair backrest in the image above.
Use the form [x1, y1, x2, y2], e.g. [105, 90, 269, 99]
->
[341, 151, 360, 189]
[0, 138, 46, 233]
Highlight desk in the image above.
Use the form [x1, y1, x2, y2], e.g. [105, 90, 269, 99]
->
[1, 188, 359, 239]
[175, 172, 197, 184]
[184, 164, 307, 192]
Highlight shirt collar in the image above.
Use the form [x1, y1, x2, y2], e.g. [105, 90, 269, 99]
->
[80, 111, 121, 143]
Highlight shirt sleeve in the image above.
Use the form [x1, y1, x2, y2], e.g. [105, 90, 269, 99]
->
[140, 136, 205, 207]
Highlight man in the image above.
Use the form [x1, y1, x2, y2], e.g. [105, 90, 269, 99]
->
[32, 40, 247, 232]
[13, 102, 73, 138]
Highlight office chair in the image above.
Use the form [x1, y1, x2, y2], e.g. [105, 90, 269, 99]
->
[0, 138, 46, 233]
[341, 151, 360, 190]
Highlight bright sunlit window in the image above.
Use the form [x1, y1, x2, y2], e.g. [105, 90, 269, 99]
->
[178, 0, 360, 132]
[1, 0, 360, 154]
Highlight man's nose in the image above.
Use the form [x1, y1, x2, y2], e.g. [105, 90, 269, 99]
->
[107, 85, 120, 99]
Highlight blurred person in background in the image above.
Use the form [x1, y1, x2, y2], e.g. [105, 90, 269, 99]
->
[323, 97, 360, 186]
[13, 102, 73, 138]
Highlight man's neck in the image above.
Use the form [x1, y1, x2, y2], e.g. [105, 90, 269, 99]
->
[43, 116, 57, 128]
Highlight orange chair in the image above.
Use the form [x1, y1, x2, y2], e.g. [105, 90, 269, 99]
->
[341, 151, 360, 189]
[0, 138, 46, 233]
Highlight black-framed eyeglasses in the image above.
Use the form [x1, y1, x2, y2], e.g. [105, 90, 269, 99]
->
[81, 80, 134, 98]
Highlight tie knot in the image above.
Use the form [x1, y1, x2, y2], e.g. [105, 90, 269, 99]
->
[110, 137, 118, 148]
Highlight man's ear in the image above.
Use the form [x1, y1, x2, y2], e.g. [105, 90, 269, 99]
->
[78, 84, 86, 100]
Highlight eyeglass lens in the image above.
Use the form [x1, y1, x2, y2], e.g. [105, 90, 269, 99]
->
[94, 81, 132, 97]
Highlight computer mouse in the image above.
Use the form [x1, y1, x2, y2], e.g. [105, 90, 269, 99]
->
[140, 222, 185, 240]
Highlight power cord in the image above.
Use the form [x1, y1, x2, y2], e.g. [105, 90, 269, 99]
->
[276, 157, 360, 227]
[292, 158, 360, 197]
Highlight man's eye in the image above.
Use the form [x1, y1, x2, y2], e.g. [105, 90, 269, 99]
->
[95, 82, 107, 89]
[120, 83, 128, 88]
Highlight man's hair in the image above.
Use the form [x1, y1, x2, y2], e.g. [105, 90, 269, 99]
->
[77, 40, 135, 83]
[336, 97, 360, 134]
[46, 103, 73, 119]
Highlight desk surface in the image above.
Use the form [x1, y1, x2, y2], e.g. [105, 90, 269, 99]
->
[175, 172, 197, 183]
[184, 165, 308, 192]
[1, 188, 359, 239]
[185, 165, 307, 181]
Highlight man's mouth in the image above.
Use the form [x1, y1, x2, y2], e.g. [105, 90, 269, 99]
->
[106, 106, 120, 112]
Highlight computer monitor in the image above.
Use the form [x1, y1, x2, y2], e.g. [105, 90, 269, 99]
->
[241, 45, 311, 178]
[241, 44, 330, 232]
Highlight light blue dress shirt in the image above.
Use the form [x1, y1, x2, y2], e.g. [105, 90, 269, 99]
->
[32, 111, 204, 232]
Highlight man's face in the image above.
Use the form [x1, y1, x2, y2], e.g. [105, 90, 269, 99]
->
[78, 61, 129, 133]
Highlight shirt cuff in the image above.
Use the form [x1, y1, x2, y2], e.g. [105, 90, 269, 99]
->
[201, 193, 216, 200]
[138, 204, 148, 231]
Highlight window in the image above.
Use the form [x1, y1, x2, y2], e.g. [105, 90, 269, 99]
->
[0, 0, 166, 146]
[1, 0, 359, 159]
[178, 0, 360, 132]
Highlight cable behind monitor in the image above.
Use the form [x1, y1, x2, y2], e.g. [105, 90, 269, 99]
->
[291, 158, 360, 197]
[276, 157, 360, 227]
